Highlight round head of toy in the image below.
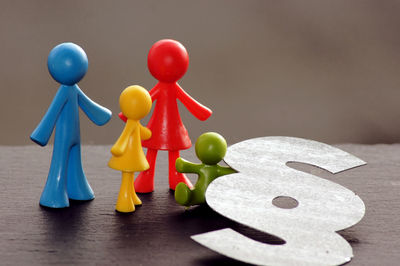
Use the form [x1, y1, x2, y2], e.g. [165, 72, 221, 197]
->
[47, 42, 89, 86]
[195, 132, 227, 165]
[120, 85, 152, 120]
[147, 39, 189, 83]
[47, 42, 88, 86]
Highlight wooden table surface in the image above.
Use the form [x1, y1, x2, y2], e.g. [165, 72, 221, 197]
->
[0, 144, 399, 265]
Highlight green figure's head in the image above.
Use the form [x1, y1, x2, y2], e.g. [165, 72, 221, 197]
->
[195, 132, 227, 165]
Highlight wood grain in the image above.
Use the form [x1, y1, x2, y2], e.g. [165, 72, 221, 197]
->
[0, 144, 398, 265]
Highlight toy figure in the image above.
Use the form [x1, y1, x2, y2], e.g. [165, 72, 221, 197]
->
[119, 39, 212, 193]
[31, 43, 112, 208]
[174, 132, 236, 207]
[109, 85, 152, 213]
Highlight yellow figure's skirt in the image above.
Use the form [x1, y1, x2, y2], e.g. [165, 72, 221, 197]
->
[108, 123, 149, 172]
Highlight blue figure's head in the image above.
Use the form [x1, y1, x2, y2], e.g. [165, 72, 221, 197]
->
[47, 42, 88, 85]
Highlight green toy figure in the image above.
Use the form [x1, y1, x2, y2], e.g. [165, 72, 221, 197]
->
[174, 132, 236, 207]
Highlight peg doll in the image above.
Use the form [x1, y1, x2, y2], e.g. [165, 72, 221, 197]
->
[120, 39, 212, 193]
[31, 43, 112, 208]
[175, 132, 236, 207]
[109, 85, 152, 212]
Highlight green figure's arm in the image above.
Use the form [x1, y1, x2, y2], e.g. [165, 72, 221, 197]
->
[217, 165, 237, 176]
[175, 158, 202, 174]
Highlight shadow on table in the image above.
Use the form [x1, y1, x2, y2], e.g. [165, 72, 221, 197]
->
[38, 199, 93, 259]
[169, 202, 285, 245]
[193, 254, 252, 266]
[167, 193, 285, 265]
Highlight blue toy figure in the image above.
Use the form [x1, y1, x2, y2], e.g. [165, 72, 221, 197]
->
[30, 42, 112, 208]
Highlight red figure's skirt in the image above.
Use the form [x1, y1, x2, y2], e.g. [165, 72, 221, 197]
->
[142, 85, 192, 151]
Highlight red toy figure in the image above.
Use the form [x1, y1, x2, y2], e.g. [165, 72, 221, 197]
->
[119, 39, 212, 193]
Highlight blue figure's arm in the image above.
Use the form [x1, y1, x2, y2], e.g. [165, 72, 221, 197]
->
[30, 87, 68, 146]
[77, 86, 112, 126]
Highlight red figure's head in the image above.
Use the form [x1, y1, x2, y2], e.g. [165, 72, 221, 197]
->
[147, 39, 189, 83]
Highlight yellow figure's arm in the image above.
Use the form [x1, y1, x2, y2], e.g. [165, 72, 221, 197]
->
[111, 120, 136, 156]
[140, 125, 152, 141]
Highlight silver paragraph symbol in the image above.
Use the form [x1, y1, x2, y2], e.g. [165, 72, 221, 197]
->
[191, 136, 366, 266]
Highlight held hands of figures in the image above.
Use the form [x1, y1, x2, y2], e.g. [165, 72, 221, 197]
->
[111, 145, 124, 157]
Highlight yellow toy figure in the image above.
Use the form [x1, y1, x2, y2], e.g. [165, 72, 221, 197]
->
[108, 85, 152, 213]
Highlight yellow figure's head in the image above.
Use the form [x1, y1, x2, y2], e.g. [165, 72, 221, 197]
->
[120, 85, 152, 120]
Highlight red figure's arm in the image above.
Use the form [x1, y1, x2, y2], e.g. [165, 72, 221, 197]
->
[119, 86, 160, 122]
[176, 85, 212, 121]
[148, 85, 160, 101]
[118, 112, 128, 122]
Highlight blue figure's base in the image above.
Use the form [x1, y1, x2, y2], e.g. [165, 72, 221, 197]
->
[39, 196, 95, 209]
[68, 194, 95, 201]
[38, 140, 97, 208]
[66, 144, 96, 202]
[39, 195, 70, 208]
[39, 202, 69, 209]
[67, 174, 95, 202]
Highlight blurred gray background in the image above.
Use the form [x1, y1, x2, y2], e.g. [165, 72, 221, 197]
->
[1, 0, 400, 145]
